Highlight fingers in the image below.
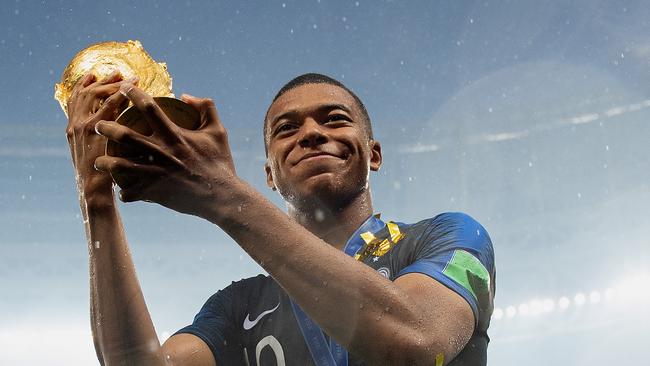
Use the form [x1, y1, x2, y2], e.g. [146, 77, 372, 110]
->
[93, 155, 166, 203]
[181, 94, 226, 134]
[68, 72, 130, 120]
[81, 73, 97, 87]
[95, 88, 128, 120]
[72, 71, 118, 98]
[96, 71, 123, 85]
[95, 120, 167, 157]
[68, 74, 96, 114]
[120, 82, 178, 138]
[92, 82, 127, 99]
[94, 155, 163, 182]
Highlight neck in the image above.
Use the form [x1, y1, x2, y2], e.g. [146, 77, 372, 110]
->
[288, 190, 374, 250]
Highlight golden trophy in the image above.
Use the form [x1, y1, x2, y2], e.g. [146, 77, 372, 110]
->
[55, 40, 199, 187]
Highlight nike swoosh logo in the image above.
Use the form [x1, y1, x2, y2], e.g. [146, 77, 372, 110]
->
[243, 302, 280, 330]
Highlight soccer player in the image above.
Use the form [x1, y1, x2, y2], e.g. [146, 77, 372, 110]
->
[66, 72, 495, 365]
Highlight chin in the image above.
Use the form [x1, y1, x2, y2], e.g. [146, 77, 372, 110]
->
[285, 173, 368, 210]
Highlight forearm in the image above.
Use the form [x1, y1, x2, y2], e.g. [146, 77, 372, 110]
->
[82, 189, 165, 366]
[204, 181, 430, 363]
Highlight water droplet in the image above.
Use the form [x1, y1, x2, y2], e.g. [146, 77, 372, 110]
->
[315, 209, 325, 222]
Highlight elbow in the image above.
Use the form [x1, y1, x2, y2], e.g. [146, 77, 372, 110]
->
[381, 331, 449, 366]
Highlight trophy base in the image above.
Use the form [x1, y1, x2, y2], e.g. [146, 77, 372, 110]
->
[106, 97, 200, 189]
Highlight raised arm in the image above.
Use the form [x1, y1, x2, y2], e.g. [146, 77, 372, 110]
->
[94, 83, 477, 365]
[66, 73, 168, 365]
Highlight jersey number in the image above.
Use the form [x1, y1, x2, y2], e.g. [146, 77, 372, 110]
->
[249, 335, 285, 366]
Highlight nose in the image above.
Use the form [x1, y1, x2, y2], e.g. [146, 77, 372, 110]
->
[298, 118, 327, 148]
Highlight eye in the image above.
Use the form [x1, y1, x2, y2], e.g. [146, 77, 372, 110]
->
[326, 114, 351, 123]
[273, 122, 297, 136]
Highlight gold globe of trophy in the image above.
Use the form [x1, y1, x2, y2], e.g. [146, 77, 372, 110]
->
[54, 40, 199, 187]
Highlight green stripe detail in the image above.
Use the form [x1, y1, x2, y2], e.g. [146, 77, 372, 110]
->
[443, 250, 490, 302]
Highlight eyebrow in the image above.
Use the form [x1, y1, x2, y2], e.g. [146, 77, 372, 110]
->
[269, 103, 353, 127]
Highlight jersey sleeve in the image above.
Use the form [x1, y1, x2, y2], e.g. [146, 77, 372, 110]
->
[396, 212, 495, 328]
[174, 283, 241, 364]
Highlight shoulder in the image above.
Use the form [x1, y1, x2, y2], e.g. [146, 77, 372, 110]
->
[415, 212, 492, 251]
[202, 274, 274, 308]
[403, 212, 495, 274]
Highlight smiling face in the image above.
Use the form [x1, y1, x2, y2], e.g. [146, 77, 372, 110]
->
[264, 83, 382, 211]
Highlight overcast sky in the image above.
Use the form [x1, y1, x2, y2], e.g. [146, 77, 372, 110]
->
[1, 1, 649, 364]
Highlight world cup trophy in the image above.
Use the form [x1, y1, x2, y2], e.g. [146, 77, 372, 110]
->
[54, 40, 199, 187]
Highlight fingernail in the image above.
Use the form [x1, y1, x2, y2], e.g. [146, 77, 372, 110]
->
[127, 76, 139, 83]
[120, 82, 134, 97]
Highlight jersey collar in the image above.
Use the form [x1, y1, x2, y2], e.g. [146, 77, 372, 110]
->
[342, 214, 385, 257]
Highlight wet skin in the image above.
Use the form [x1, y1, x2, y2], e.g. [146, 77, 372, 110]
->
[264, 83, 382, 214]
[69, 74, 475, 365]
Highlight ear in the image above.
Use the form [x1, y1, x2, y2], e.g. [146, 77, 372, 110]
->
[264, 161, 276, 190]
[369, 140, 382, 171]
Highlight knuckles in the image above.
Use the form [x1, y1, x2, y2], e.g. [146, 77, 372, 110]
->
[141, 99, 158, 113]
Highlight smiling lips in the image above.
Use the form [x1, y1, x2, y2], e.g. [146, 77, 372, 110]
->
[295, 151, 342, 165]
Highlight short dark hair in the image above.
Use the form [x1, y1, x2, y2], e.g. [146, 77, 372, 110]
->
[264, 73, 373, 153]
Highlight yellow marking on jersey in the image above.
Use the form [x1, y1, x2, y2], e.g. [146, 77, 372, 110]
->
[373, 239, 392, 257]
[355, 221, 406, 261]
[360, 231, 376, 245]
[387, 221, 404, 242]
[435, 352, 444, 366]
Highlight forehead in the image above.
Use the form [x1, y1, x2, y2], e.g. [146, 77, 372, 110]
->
[267, 83, 359, 122]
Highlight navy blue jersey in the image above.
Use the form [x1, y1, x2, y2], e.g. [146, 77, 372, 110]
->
[176, 212, 496, 365]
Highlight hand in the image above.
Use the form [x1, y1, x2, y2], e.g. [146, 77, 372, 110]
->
[94, 83, 237, 217]
[65, 72, 131, 197]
